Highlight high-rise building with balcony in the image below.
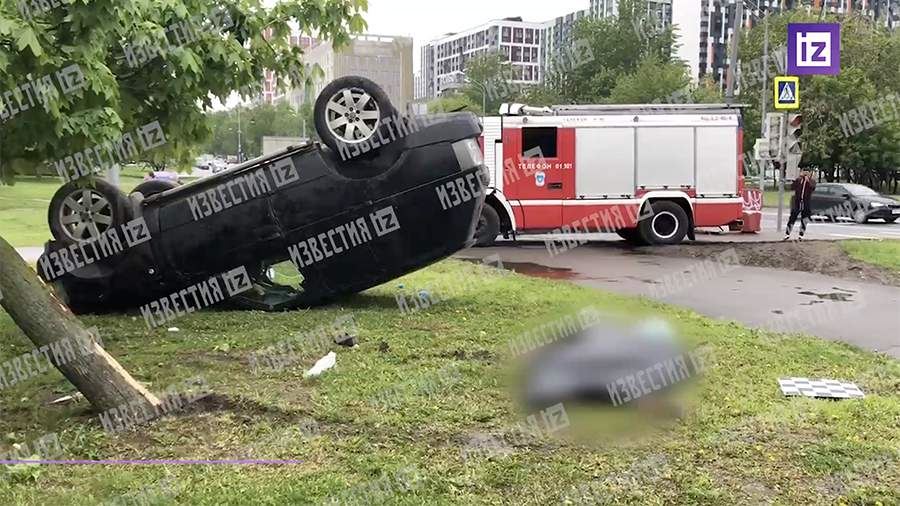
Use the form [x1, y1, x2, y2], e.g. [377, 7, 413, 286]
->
[420, 17, 547, 99]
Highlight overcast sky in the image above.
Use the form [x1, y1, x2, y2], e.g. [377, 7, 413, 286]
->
[365, 0, 590, 71]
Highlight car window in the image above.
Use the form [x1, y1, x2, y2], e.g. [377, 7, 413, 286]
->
[845, 184, 878, 196]
[814, 185, 832, 195]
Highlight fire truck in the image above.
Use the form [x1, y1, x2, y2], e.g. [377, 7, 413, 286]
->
[474, 103, 755, 246]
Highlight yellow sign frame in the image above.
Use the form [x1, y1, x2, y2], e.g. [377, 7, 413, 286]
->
[774, 76, 800, 110]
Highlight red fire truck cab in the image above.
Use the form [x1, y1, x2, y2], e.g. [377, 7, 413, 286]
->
[475, 103, 748, 246]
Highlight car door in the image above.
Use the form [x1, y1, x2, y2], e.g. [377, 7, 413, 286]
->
[503, 126, 575, 229]
[809, 185, 832, 214]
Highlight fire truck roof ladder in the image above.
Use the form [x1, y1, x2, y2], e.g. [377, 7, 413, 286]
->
[499, 103, 748, 116]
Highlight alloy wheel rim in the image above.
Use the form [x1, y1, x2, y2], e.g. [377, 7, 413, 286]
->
[325, 87, 381, 145]
[59, 189, 113, 242]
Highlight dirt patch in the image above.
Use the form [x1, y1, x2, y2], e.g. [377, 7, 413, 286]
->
[633, 241, 900, 287]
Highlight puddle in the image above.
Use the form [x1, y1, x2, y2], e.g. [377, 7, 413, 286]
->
[797, 291, 854, 302]
[483, 260, 577, 280]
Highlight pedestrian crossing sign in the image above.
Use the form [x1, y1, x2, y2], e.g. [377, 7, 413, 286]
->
[774, 77, 800, 110]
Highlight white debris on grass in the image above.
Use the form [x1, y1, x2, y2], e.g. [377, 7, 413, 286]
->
[304, 352, 337, 378]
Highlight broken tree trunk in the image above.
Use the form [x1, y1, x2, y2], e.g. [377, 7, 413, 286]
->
[0, 234, 161, 413]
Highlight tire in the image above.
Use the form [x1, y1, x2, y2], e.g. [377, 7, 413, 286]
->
[616, 227, 644, 245]
[884, 217, 898, 224]
[48, 180, 129, 244]
[131, 179, 179, 199]
[314, 76, 397, 158]
[474, 205, 500, 247]
[638, 201, 689, 245]
[853, 209, 868, 224]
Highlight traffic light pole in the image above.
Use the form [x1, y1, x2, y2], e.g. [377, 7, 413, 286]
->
[776, 113, 787, 232]
[759, 8, 769, 191]
[777, 160, 786, 232]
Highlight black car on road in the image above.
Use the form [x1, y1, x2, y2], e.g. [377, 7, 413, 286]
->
[809, 183, 900, 224]
[39, 77, 488, 314]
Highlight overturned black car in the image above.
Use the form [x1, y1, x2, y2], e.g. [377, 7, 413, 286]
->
[39, 77, 487, 316]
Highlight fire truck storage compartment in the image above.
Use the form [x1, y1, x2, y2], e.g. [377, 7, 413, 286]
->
[575, 127, 635, 198]
[636, 127, 695, 189]
[695, 126, 739, 196]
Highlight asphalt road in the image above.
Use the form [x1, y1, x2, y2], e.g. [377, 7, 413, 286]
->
[457, 243, 900, 359]
[761, 210, 900, 240]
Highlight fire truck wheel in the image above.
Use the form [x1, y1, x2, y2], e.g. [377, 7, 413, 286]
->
[314, 76, 397, 158]
[615, 227, 643, 245]
[639, 201, 689, 245]
[474, 205, 500, 247]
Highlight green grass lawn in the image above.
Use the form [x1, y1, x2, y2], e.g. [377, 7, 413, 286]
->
[0, 172, 178, 248]
[842, 240, 900, 274]
[0, 260, 897, 504]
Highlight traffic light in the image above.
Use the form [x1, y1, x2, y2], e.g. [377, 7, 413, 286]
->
[785, 113, 803, 154]
[765, 113, 784, 159]
[785, 113, 803, 178]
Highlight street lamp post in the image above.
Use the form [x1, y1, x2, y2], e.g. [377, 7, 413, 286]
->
[759, 4, 770, 193]
[236, 106, 242, 163]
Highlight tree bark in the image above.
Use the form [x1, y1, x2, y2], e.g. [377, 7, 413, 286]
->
[0, 235, 161, 414]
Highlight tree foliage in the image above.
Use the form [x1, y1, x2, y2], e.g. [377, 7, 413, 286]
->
[202, 101, 315, 159]
[459, 51, 519, 115]
[426, 93, 479, 115]
[0, 0, 367, 183]
[739, 11, 900, 186]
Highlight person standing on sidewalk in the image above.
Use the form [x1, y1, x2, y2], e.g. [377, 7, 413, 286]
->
[784, 170, 817, 241]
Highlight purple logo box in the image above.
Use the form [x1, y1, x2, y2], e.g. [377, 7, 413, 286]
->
[788, 23, 841, 75]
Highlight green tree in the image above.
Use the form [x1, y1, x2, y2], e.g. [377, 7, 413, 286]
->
[739, 11, 900, 186]
[539, 0, 678, 104]
[460, 51, 519, 114]
[0, 0, 365, 181]
[426, 93, 479, 114]
[203, 101, 313, 159]
[608, 56, 690, 104]
[0, 0, 363, 413]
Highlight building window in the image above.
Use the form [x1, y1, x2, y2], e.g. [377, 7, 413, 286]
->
[524, 66, 533, 80]
[531, 47, 538, 61]
[512, 46, 522, 62]
[522, 127, 558, 158]
[524, 29, 534, 44]
[513, 28, 523, 43]
[502, 27, 511, 42]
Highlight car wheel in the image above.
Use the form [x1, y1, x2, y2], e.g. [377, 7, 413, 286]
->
[885, 217, 898, 224]
[638, 201, 689, 245]
[314, 76, 397, 157]
[131, 179, 179, 199]
[853, 209, 868, 224]
[48, 180, 129, 244]
[474, 205, 500, 247]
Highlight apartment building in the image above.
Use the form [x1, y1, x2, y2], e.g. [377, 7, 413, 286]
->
[591, 0, 674, 25]
[419, 17, 546, 99]
[286, 34, 414, 111]
[259, 34, 317, 105]
[541, 9, 592, 78]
